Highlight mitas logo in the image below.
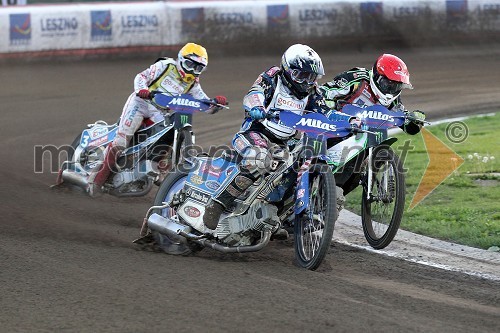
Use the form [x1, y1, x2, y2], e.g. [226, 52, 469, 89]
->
[169, 98, 200, 108]
[358, 110, 394, 122]
[296, 118, 336, 131]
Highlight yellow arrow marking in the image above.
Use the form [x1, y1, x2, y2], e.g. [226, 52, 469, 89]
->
[409, 127, 464, 209]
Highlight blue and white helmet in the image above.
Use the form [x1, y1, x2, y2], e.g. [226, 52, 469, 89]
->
[280, 44, 325, 98]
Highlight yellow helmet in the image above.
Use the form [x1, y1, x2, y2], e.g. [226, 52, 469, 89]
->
[177, 43, 208, 83]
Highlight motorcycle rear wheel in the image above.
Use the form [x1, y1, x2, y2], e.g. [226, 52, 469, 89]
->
[67, 133, 105, 172]
[294, 164, 337, 270]
[151, 170, 198, 255]
[361, 147, 405, 249]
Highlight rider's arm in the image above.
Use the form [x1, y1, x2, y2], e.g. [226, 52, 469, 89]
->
[133, 60, 168, 93]
[189, 82, 229, 115]
[319, 68, 368, 110]
[392, 100, 422, 135]
[306, 87, 331, 115]
[243, 67, 278, 115]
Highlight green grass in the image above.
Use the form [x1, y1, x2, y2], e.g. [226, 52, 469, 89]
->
[345, 112, 500, 250]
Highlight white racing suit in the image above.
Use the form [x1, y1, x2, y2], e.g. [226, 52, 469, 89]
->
[89, 57, 219, 192]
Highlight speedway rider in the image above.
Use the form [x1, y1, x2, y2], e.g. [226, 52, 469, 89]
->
[318, 54, 425, 211]
[87, 43, 227, 197]
[319, 53, 425, 134]
[203, 44, 347, 229]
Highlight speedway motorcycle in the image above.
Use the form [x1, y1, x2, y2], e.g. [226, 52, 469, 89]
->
[134, 110, 365, 270]
[327, 104, 428, 249]
[54, 92, 227, 197]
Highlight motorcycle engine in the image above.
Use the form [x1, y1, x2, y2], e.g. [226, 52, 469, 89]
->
[214, 201, 280, 246]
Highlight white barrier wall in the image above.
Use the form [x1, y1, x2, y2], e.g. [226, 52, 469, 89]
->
[1, 0, 500, 55]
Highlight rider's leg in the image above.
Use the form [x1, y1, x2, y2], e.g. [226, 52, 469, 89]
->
[203, 131, 273, 229]
[87, 95, 148, 196]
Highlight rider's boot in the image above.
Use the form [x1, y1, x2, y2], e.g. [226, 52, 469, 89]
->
[87, 143, 122, 197]
[203, 174, 256, 230]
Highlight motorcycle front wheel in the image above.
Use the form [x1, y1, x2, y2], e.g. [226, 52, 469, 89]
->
[294, 164, 337, 270]
[361, 147, 405, 249]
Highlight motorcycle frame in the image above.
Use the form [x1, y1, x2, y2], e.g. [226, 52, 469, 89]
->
[329, 129, 398, 200]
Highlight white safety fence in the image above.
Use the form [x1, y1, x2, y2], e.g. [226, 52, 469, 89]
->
[1, 0, 500, 55]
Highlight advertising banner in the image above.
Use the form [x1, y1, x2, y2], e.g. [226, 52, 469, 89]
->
[2, 0, 500, 56]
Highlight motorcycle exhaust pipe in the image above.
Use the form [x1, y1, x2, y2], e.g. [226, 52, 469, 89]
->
[61, 169, 89, 188]
[147, 213, 191, 244]
[148, 214, 273, 253]
[184, 229, 272, 253]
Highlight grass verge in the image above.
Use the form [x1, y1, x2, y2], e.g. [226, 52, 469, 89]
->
[345, 112, 500, 250]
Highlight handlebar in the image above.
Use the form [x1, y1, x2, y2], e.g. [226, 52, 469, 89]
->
[348, 126, 378, 135]
[405, 113, 431, 125]
[137, 90, 230, 110]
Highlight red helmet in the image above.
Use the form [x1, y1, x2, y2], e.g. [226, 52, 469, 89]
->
[369, 54, 413, 106]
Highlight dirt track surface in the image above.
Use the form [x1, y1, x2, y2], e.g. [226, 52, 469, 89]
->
[1, 45, 500, 332]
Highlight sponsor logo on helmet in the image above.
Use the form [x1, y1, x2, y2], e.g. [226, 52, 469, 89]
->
[169, 98, 200, 108]
[296, 118, 336, 131]
[183, 205, 201, 218]
[357, 110, 394, 122]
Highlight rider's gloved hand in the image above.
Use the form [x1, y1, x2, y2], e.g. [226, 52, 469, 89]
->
[213, 95, 228, 106]
[249, 106, 266, 120]
[407, 110, 426, 124]
[137, 89, 151, 99]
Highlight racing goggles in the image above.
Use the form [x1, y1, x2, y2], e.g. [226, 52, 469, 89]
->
[181, 58, 206, 75]
[376, 75, 403, 95]
[288, 69, 318, 84]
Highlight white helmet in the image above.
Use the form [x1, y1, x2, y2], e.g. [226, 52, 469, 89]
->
[280, 44, 325, 98]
